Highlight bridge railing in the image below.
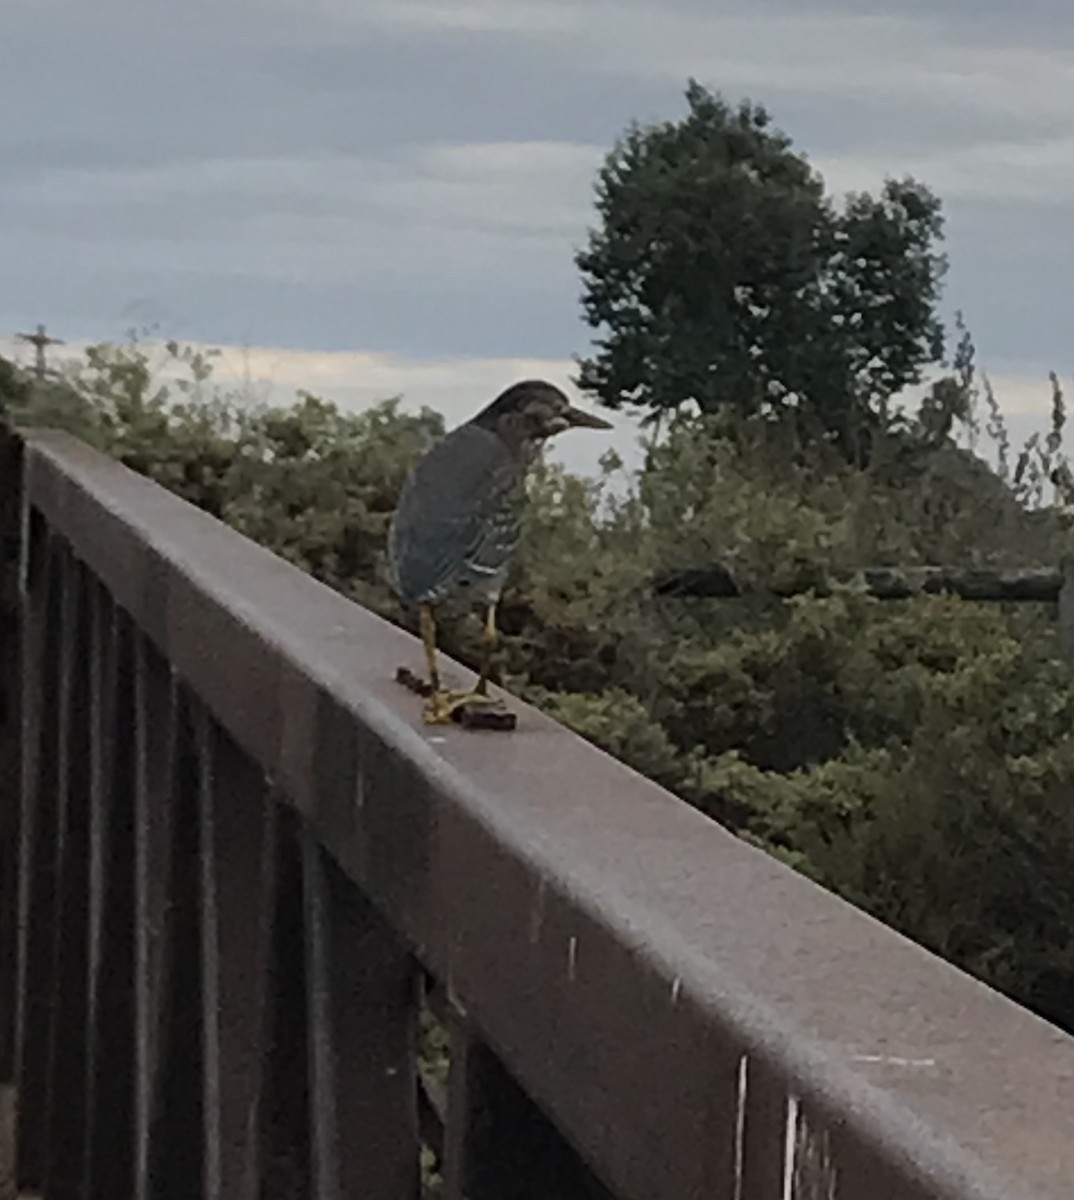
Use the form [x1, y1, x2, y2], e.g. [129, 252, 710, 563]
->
[1, 426, 1073, 1200]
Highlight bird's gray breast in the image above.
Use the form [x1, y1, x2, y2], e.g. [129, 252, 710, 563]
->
[388, 423, 525, 607]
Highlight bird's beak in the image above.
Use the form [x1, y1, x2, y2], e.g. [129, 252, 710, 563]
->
[563, 405, 613, 430]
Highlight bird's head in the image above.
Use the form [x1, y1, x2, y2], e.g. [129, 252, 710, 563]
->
[472, 380, 612, 446]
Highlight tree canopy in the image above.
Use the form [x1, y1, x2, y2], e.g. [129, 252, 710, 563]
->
[576, 81, 947, 461]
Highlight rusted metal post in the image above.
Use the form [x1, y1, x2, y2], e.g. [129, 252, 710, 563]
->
[438, 993, 614, 1200]
[302, 832, 420, 1200]
[83, 591, 134, 1200]
[197, 715, 275, 1200]
[41, 552, 95, 1200]
[132, 634, 177, 1200]
[0, 425, 22, 1199]
[17, 525, 70, 1198]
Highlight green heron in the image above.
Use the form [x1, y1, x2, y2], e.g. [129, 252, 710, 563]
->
[388, 380, 612, 724]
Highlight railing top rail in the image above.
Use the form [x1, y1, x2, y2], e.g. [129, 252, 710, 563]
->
[19, 428, 1074, 1200]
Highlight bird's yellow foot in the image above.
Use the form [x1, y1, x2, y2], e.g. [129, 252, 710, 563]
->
[422, 688, 498, 725]
[422, 691, 458, 725]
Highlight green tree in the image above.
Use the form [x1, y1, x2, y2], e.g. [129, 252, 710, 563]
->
[0, 352, 102, 436]
[576, 81, 947, 461]
[0, 355, 28, 418]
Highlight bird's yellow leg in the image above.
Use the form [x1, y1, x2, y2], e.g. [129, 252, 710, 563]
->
[443, 600, 501, 709]
[475, 599, 499, 696]
[420, 603, 456, 725]
[420, 601, 502, 724]
[420, 603, 441, 691]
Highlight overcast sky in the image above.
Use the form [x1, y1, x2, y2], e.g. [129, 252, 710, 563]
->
[1, 0, 1070, 472]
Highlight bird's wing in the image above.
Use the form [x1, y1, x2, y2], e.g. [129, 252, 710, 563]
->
[389, 423, 520, 604]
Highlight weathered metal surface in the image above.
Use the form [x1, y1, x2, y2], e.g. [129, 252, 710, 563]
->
[84, 594, 135, 1200]
[4, 427, 1074, 1199]
[259, 806, 312, 1200]
[301, 833, 420, 1199]
[15, 528, 64, 1193]
[197, 715, 275, 1200]
[441, 1019, 615, 1200]
[42, 554, 93, 1200]
[0, 426, 23, 1088]
[0, 426, 23, 1200]
[145, 686, 206, 1200]
[132, 634, 177, 1200]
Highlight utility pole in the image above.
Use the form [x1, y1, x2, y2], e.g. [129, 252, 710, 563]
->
[15, 324, 64, 381]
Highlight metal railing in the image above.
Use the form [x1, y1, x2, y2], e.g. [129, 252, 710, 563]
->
[1, 425, 1073, 1199]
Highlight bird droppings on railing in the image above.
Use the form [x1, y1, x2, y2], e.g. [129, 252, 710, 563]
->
[733, 1055, 749, 1200]
[853, 1054, 938, 1070]
[444, 980, 468, 1023]
[782, 1094, 801, 1200]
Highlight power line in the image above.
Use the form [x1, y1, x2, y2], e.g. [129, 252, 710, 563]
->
[15, 323, 65, 381]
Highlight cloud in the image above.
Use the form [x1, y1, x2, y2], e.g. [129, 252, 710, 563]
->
[5, 123, 1067, 339]
[328, 0, 581, 35]
[0, 141, 602, 280]
[0, 132, 607, 355]
[816, 137, 1074, 204]
[340, 1, 1074, 131]
[1, 0, 1070, 375]
[1, 141, 602, 235]
[376, 141, 603, 238]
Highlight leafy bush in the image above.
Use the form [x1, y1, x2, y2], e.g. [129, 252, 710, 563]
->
[5, 334, 1073, 1033]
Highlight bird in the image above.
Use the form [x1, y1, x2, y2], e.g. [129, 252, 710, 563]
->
[388, 380, 613, 724]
